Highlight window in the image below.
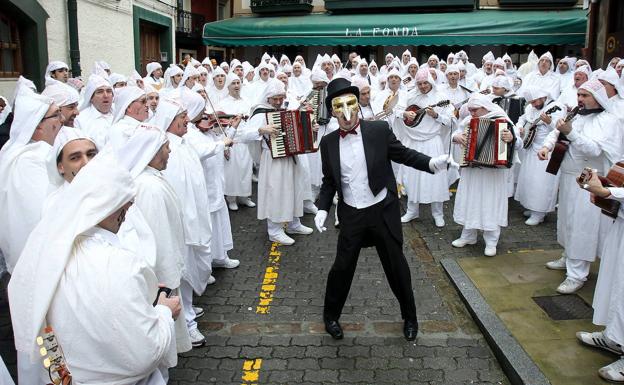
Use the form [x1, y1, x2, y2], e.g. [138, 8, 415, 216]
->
[0, 14, 22, 78]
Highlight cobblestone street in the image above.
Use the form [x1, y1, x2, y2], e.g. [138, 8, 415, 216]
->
[0, 187, 564, 385]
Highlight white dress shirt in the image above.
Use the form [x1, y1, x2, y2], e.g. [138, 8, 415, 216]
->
[339, 125, 387, 209]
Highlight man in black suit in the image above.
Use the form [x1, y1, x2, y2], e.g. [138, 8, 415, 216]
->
[314, 78, 454, 341]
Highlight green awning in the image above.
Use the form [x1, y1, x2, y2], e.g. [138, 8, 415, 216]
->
[203, 9, 586, 47]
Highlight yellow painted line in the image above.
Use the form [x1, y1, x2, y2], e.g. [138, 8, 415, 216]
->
[241, 358, 262, 385]
[449, 188, 457, 193]
[256, 242, 281, 314]
[516, 248, 545, 253]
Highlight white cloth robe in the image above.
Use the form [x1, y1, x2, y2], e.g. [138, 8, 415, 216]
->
[393, 90, 452, 204]
[309, 117, 339, 188]
[592, 188, 624, 345]
[47, 226, 176, 385]
[514, 101, 566, 213]
[162, 133, 213, 294]
[453, 115, 523, 231]
[134, 166, 192, 354]
[74, 105, 113, 149]
[520, 70, 562, 99]
[439, 83, 471, 185]
[0, 141, 50, 273]
[216, 95, 254, 197]
[238, 111, 306, 222]
[556, 85, 580, 111]
[201, 130, 233, 260]
[107, 115, 143, 149]
[372, 88, 408, 177]
[207, 85, 229, 105]
[543, 110, 623, 262]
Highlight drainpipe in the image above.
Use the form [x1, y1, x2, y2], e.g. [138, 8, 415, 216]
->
[67, 0, 81, 76]
[583, 0, 599, 66]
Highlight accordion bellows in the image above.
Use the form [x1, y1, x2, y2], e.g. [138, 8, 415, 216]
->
[460, 117, 513, 168]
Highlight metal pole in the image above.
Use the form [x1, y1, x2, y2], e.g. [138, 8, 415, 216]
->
[67, 0, 81, 77]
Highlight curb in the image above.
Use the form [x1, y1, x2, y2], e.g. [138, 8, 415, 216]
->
[440, 258, 551, 385]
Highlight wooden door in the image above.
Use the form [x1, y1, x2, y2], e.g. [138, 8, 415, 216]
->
[139, 21, 161, 76]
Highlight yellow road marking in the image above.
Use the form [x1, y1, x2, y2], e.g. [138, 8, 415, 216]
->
[449, 188, 457, 193]
[256, 242, 281, 314]
[241, 358, 262, 384]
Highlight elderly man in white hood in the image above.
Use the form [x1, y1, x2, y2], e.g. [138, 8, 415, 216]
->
[108, 86, 148, 148]
[74, 74, 114, 148]
[9, 151, 180, 385]
[520, 52, 561, 100]
[0, 79, 63, 383]
[42, 81, 81, 128]
[539, 80, 623, 294]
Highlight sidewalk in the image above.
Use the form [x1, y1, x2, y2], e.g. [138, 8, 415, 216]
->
[456, 249, 612, 385]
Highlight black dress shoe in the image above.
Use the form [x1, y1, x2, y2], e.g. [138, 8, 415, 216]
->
[404, 319, 418, 341]
[324, 320, 344, 340]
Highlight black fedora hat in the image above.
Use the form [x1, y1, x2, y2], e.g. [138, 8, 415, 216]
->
[325, 78, 360, 114]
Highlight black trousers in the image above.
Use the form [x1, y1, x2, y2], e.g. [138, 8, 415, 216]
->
[323, 199, 417, 321]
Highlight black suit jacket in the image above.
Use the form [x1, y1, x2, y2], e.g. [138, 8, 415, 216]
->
[318, 120, 433, 243]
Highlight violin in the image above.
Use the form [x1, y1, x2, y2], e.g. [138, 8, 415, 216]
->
[197, 111, 249, 132]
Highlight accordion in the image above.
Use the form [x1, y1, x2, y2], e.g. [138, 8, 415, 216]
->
[460, 117, 513, 168]
[266, 110, 318, 159]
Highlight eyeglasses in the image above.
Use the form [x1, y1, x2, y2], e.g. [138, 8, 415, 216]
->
[41, 111, 63, 121]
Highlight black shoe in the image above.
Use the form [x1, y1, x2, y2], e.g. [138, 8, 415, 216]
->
[404, 319, 418, 341]
[324, 319, 344, 340]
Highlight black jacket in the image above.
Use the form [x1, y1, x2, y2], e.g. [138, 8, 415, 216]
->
[318, 120, 432, 242]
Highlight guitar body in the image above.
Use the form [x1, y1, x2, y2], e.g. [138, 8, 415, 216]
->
[594, 162, 624, 218]
[403, 100, 450, 127]
[522, 124, 537, 149]
[545, 138, 568, 175]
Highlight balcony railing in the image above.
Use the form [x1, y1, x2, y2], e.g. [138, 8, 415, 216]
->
[324, 0, 475, 12]
[176, 9, 205, 38]
[250, 0, 313, 15]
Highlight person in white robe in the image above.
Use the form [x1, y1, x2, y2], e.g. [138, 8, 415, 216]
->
[108, 86, 147, 148]
[143, 62, 165, 91]
[0, 82, 60, 274]
[215, 72, 256, 211]
[207, 66, 229, 105]
[159, 64, 183, 99]
[294, 55, 312, 78]
[597, 66, 624, 121]
[8, 151, 179, 385]
[351, 58, 372, 87]
[320, 54, 335, 82]
[471, 51, 494, 87]
[556, 56, 576, 93]
[557, 65, 590, 111]
[42, 82, 80, 128]
[380, 53, 394, 75]
[520, 52, 561, 100]
[146, 84, 160, 121]
[352, 79, 376, 120]
[180, 86, 240, 271]
[290, 62, 313, 100]
[575, 174, 624, 383]
[152, 98, 213, 347]
[514, 86, 566, 225]
[395, 68, 452, 227]
[118, 125, 193, 355]
[236, 79, 314, 245]
[539, 80, 623, 294]
[451, 93, 522, 257]
[110, 73, 128, 89]
[400, 49, 412, 73]
[42, 126, 98, 215]
[402, 58, 420, 92]
[74, 74, 114, 149]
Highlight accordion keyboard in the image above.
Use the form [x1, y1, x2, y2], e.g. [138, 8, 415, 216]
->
[267, 112, 286, 158]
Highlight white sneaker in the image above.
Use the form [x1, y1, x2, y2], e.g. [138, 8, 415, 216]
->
[556, 278, 584, 294]
[269, 232, 295, 245]
[188, 328, 206, 347]
[285, 224, 313, 235]
[239, 197, 256, 208]
[228, 201, 239, 211]
[545, 256, 566, 270]
[213, 257, 240, 269]
[576, 331, 623, 355]
[452, 238, 477, 248]
[525, 215, 544, 226]
[252, 174, 258, 182]
[433, 216, 445, 228]
[484, 246, 497, 257]
[600, 357, 624, 382]
[193, 306, 205, 319]
[401, 211, 419, 223]
[207, 275, 216, 285]
[303, 202, 319, 214]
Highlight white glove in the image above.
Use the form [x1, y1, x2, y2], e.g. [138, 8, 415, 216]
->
[429, 154, 458, 173]
[314, 210, 328, 233]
